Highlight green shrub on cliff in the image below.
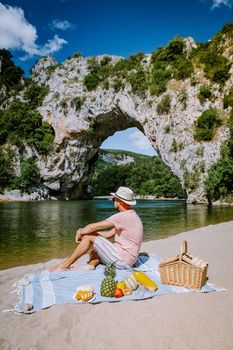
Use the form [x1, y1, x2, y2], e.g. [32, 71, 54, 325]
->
[205, 111, 233, 202]
[128, 68, 148, 95]
[178, 90, 188, 110]
[173, 56, 194, 80]
[194, 108, 221, 141]
[82, 24, 231, 96]
[68, 52, 83, 60]
[193, 43, 231, 84]
[149, 67, 171, 96]
[100, 56, 112, 66]
[84, 57, 112, 91]
[84, 52, 147, 94]
[223, 88, 233, 109]
[112, 78, 125, 92]
[84, 72, 101, 91]
[157, 95, 171, 115]
[183, 167, 200, 190]
[150, 37, 193, 95]
[24, 81, 49, 108]
[113, 52, 145, 78]
[71, 96, 85, 111]
[198, 85, 213, 104]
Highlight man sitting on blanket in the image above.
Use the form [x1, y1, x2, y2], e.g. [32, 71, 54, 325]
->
[50, 187, 144, 272]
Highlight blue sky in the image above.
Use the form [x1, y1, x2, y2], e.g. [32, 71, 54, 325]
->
[0, 0, 233, 155]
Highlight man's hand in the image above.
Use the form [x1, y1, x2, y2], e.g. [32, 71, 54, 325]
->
[75, 228, 84, 243]
[75, 220, 114, 243]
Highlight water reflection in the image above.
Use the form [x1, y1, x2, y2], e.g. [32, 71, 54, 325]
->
[0, 200, 232, 269]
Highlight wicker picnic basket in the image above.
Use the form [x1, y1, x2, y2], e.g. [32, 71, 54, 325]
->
[159, 240, 208, 289]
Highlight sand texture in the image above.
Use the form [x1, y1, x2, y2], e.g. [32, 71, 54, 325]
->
[0, 221, 233, 350]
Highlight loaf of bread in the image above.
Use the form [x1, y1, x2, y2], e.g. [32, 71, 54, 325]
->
[74, 290, 94, 302]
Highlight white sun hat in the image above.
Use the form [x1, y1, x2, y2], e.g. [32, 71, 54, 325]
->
[110, 186, 136, 205]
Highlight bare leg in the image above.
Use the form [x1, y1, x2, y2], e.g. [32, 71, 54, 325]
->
[49, 235, 97, 272]
[88, 249, 100, 268]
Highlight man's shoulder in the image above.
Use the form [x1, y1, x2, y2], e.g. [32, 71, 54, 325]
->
[115, 210, 139, 218]
[107, 210, 134, 220]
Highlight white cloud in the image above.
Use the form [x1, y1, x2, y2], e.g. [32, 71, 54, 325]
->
[129, 130, 152, 150]
[39, 35, 67, 55]
[0, 3, 67, 60]
[49, 19, 73, 31]
[211, 0, 233, 9]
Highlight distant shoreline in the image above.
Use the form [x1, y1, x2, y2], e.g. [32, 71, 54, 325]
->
[0, 195, 185, 203]
[1, 195, 232, 206]
[94, 195, 185, 201]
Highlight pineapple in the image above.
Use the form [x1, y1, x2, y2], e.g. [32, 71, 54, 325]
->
[104, 262, 116, 278]
[100, 262, 117, 297]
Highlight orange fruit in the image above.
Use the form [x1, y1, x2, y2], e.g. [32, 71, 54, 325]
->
[116, 281, 126, 290]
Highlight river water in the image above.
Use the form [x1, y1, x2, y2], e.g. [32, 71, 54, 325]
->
[0, 199, 232, 270]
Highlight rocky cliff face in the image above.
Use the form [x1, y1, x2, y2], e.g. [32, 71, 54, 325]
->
[99, 152, 135, 166]
[8, 31, 233, 203]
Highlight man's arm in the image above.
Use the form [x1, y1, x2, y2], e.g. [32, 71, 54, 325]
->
[76, 220, 114, 242]
[96, 227, 116, 239]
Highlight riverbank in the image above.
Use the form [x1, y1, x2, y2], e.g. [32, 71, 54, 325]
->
[0, 221, 233, 350]
[1, 192, 232, 206]
[94, 195, 185, 201]
[0, 193, 184, 202]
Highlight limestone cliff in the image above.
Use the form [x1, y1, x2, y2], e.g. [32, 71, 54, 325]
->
[2, 26, 233, 203]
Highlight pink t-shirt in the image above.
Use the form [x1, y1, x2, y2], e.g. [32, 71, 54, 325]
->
[106, 210, 143, 266]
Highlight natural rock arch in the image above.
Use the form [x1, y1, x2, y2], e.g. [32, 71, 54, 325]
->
[42, 106, 145, 200]
[30, 42, 231, 203]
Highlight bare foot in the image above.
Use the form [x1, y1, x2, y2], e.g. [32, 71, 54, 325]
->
[70, 264, 95, 271]
[49, 265, 70, 272]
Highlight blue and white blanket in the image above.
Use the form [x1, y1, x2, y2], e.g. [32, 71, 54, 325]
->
[13, 254, 225, 314]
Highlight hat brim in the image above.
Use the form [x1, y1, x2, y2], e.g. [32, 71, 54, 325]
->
[110, 193, 136, 206]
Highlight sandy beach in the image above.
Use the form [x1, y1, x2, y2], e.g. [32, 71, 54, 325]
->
[0, 220, 233, 350]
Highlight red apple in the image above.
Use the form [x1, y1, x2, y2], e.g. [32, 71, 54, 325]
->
[114, 288, 123, 298]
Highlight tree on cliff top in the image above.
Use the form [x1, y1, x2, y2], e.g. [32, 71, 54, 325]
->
[0, 49, 24, 91]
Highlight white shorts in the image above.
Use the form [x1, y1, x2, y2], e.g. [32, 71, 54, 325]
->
[93, 237, 129, 269]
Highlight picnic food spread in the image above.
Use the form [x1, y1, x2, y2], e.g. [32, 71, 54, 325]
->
[74, 263, 158, 302]
[99, 263, 158, 298]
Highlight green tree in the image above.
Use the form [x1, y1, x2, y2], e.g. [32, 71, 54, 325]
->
[11, 157, 40, 191]
[24, 81, 49, 108]
[91, 164, 131, 195]
[0, 147, 15, 192]
[0, 49, 24, 91]
[0, 99, 54, 153]
[205, 111, 233, 202]
[91, 151, 186, 198]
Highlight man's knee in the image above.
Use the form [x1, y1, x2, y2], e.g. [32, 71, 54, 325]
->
[82, 235, 96, 243]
